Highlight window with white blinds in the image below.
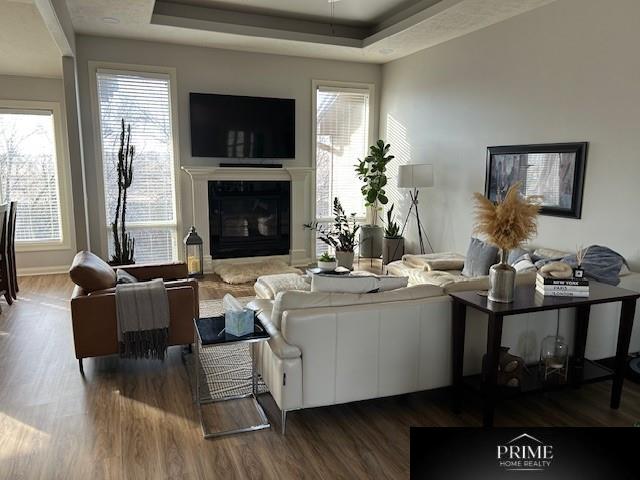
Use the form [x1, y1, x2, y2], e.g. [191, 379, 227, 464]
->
[96, 70, 178, 262]
[315, 87, 370, 222]
[315, 86, 370, 254]
[0, 110, 63, 243]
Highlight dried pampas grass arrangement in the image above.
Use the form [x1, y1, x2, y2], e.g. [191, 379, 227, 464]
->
[473, 183, 541, 251]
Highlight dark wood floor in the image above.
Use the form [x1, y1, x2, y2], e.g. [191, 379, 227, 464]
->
[1, 273, 640, 479]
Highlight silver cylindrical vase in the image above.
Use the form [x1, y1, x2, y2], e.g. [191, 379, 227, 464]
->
[488, 249, 516, 303]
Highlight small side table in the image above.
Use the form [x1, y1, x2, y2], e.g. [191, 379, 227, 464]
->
[194, 315, 271, 438]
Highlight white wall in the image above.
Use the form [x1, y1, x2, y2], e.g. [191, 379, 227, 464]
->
[0, 74, 77, 274]
[379, 0, 640, 270]
[75, 35, 382, 259]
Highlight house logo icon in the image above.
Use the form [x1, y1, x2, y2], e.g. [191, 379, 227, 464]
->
[497, 433, 554, 472]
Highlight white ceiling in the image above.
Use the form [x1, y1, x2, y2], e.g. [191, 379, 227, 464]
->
[67, 0, 557, 64]
[0, 0, 62, 77]
[0, 0, 558, 79]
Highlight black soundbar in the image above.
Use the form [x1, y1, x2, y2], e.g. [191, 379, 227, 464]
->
[220, 163, 283, 168]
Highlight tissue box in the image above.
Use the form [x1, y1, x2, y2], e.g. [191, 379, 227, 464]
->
[225, 308, 255, 337]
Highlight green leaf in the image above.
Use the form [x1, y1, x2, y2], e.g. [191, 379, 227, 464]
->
[379, 195, 389, 204]
[366, 190, 377, 204]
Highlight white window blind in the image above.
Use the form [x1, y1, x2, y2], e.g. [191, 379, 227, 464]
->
[315, 87, 369, 221]
[96, 70, 178, 262]
[0, 110, 63, 243]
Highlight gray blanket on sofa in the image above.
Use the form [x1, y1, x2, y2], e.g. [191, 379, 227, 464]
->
[535, 245, 628, 286]
[115, 278, 170, 359]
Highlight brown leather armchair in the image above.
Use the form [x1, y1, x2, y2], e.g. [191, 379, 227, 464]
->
[70, 260, 199, 373]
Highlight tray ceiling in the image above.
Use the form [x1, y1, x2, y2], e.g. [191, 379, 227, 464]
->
[66, 0, 557, 64]
[168, 0, 425, 26]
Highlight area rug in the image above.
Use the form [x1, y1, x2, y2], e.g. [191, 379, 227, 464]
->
[213, 259, 302, 284]
[185, 297, 268, 401]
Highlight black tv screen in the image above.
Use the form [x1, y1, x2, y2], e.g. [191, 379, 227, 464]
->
[190, 93, 295, 159]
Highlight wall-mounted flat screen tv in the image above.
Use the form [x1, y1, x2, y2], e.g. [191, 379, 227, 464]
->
[190, 93, 295, 158]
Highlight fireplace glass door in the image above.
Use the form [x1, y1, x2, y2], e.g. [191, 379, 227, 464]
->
[209, 180, 290, 259]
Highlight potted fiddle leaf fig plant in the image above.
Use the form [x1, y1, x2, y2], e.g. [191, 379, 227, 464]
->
[382, 204, 404, 265]
[355, 139, 394, 259]
[304, 197, 359, 270]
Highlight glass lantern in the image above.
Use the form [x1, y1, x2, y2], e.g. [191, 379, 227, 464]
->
[540, 335, 569, 383]
[184, 226, 203, 278]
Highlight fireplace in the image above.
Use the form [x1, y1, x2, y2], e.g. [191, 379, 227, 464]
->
[208, 180, 290, 259]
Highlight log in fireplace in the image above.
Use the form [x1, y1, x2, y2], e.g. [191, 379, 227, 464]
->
[208, 180, 290, 259]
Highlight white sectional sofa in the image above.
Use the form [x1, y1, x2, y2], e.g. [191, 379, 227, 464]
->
[249, 254, 640, 434]
[248, 284, 453, 433]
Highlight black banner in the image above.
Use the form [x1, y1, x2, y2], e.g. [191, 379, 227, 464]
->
[411, 427, 638, 479]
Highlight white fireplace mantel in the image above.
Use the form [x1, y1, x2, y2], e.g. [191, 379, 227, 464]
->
[181, 165, 314, 271]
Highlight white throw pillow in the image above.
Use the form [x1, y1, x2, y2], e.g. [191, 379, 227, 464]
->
[512, 253, 536, 273]
[311, 275, 379, 293]
[377, 275, 409, 291]
[310, 274, 409, 294]
[532, 247, 570, 261]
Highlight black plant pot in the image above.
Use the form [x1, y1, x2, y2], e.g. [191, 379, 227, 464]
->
[382, 237, 404, 265]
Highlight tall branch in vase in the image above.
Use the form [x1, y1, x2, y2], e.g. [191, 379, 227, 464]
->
[110, 118, 135, 265]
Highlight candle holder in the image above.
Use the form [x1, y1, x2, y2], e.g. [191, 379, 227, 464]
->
[184, 226, 204, 278]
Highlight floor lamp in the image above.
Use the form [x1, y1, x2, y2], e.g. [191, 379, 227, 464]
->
[397, 164, 434, 254]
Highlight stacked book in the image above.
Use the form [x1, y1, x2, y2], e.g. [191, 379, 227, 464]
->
[536, 273, 590, 297]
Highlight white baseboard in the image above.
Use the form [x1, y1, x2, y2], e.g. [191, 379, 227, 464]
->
[17, 265, 69, 276]
[291, 256, 312, 267]
[290, 249, 311, 266]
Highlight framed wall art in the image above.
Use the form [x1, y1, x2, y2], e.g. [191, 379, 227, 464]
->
[485, 142, 588, 219]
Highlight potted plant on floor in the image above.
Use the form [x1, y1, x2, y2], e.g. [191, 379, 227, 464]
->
[355, 139, 394, 259]
[304, 198, 359, 270]
[382, 204, 404, 265]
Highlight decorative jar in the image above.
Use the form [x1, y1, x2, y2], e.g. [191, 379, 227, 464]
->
[540, 335, 569, 382]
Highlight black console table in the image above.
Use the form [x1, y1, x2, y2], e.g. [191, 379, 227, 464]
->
[449, 282, 639, 427]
